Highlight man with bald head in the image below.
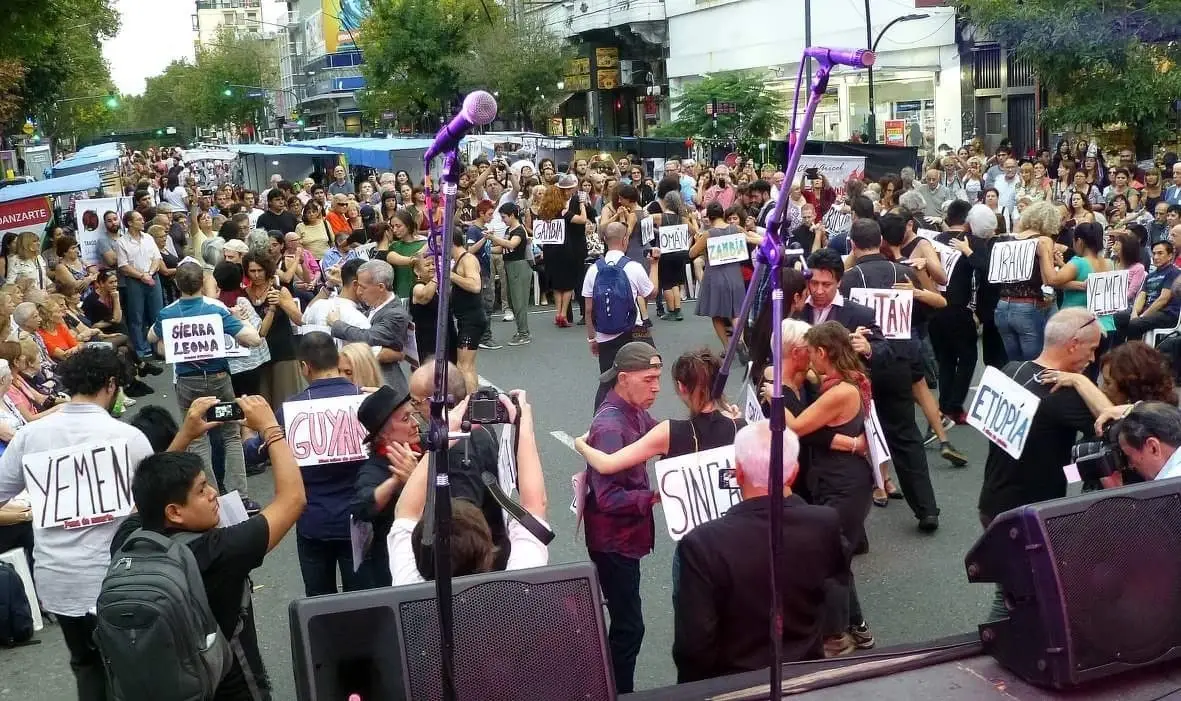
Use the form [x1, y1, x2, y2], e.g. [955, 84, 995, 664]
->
[406, 359, 510, 568]
[328, 165, 353, 196]
[582, 221, 661, 411]
[917, 167, 952, 217]
[977, 307, 1107, 619]
[673, 421, 852, 680]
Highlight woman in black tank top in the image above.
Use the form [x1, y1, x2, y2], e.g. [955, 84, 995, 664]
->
[574, 349, 744, 471]
[409, 256, 456, 367]
[450, 229, 488, 393]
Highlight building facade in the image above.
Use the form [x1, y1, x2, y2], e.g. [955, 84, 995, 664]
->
[193, 0, 264, 51]
[527, 0, 671, 137]
[664, 0, 962, 149]
[277, 0, 368, 135]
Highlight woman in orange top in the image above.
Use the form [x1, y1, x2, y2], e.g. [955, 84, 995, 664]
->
[34, 297, 81, 362]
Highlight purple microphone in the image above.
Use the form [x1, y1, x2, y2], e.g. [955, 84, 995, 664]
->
[802, 47, 875, 69]
[425, 90, 498, 161]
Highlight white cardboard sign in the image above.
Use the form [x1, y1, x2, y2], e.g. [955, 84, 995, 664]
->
[744, 384, 763, 425]
[866, 401, 890, 490]
[927, 238, 963, 292]
[659, 224, 690, 253]
[966, 366, 1041, 460]
[533, 218, 566, 245]
[706, 233, 749, 266]
[74, 196, 133, 266]
[987, 238, 1038, 284]
[22, 440, 134, 530]
[847, 288, 914, 339]
[640, 217, 656, 245]
[282, 394, 369, 466]
[1086, 269, 1131, 316]
[161, 314, 226, 363]
[654, 446, 741, 541]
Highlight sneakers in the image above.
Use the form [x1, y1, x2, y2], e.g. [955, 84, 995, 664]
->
[125, 379, 155, 398]
[508, 333, 532, 346]
[940, 414, 955, 431]
[478, 340, 503, 350]
[241, 498, 263, 516]
[823, 633, 856, 658]
[503, 310, 515, 322]
[673, 309, 684, 321]
[940, 441, 968, 467]
[848, 622, 876, 649]
[922, 427, 939, 446]
[137, 360, 164, 377]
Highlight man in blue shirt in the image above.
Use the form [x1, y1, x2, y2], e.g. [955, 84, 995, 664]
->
[1114, 240, 1181, 343]
[149, 262, 263, 511]
[245, 331, 373, 594]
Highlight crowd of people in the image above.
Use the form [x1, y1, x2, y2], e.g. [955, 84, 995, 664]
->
[1, 135, 1180, 699]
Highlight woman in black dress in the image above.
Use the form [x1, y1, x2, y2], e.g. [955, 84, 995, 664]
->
[535, 177, 589, 327]
[775, 320, 876, 655]
[409, 256, 457, 367]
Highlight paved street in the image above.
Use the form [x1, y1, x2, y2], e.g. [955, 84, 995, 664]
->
[2, 301, 1003, 698]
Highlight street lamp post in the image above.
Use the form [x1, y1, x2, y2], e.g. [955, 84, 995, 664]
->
[864, 9, 929, 143]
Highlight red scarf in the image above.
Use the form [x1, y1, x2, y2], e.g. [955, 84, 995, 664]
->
[821, 372, 872, 417]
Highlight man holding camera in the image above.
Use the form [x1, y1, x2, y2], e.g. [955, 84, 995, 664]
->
[1101, 402, 1181, 483]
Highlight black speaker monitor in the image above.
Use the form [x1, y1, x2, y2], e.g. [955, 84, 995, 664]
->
[965, 479, 1181, 689]
[289, 561, 615, 701]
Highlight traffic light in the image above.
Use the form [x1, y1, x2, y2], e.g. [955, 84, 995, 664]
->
[223, 87, 233, 97]
[155, 130, 163, 136]
[297, 118, 304, 127]
[104, 93, 118, 109]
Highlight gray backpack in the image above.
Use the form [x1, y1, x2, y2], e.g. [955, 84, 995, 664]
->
[95, 529, 233, 701]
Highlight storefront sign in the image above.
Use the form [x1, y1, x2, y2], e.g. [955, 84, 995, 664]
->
[884, 120, 907, 147]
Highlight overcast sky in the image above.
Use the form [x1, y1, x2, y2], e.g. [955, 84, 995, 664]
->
[102, 0, 286, 95]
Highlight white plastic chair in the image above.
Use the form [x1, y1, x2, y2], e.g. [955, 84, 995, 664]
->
[1145, 313, 1181, 347]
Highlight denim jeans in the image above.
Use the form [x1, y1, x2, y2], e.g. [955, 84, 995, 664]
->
[123, 276, 163, 358]
[994, 299, 1051, 362]
[176, 371, 247, 497]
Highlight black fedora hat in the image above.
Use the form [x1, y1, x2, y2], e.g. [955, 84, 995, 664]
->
[357, 386, 412, 443]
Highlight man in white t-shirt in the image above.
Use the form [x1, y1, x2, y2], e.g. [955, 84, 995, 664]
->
[302, 258, 370, 346]
[583, 222, 660, 410]
[388, 389, 548, 585]
[0, 348, 155, 698]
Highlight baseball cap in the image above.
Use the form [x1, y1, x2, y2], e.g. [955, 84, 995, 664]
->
[557, 173, 579, 189]
[599, 342, 662, 384]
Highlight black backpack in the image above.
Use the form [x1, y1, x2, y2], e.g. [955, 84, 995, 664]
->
[0, 560, 33, 646]
[95, 529, 232, 701]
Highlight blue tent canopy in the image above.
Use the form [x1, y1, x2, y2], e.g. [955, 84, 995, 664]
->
[74, 143, 119, 158]
[292, 138, 434, 170]
[229, 143, 339, 157]
[0, 170, 101, 203]
[47, 148, 121, 177]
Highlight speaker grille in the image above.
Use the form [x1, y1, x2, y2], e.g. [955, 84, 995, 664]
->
[1044, 493, 1181, 670]
[399, 577, 611, 701]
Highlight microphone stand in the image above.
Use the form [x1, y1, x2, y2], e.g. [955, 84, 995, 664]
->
[711, 57, 834, 701]
[422, 151, 462, 701]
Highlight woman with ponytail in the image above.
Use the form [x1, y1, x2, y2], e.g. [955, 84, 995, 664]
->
[574, 348, 744, 468]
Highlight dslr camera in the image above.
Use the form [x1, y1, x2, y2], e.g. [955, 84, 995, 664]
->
[1072, 419, 1128, 482]
[463, 387, 518, 425]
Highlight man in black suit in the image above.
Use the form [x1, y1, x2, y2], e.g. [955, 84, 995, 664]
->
[672, 420, 851, 682]
[801, 248, 941, 532]
[836, 226, 942, 533]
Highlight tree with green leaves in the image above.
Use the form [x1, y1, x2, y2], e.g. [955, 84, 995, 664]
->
[191, 28, 280, 132]
[955, 0, 1181, 153]
[0, 0, 119, 135]
[358, 0, 500, 130]
[450, 18, 572, 130]
[655, 71, 785, 155]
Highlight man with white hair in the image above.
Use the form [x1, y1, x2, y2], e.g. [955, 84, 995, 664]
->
[916, 168, 953, 218]
[327, 259, 412, 395]
[672, 420, 851, 681]
[950, 202, 1007, 368]
[328, 164, 353, 196]
[977, 307, 1106, 619]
